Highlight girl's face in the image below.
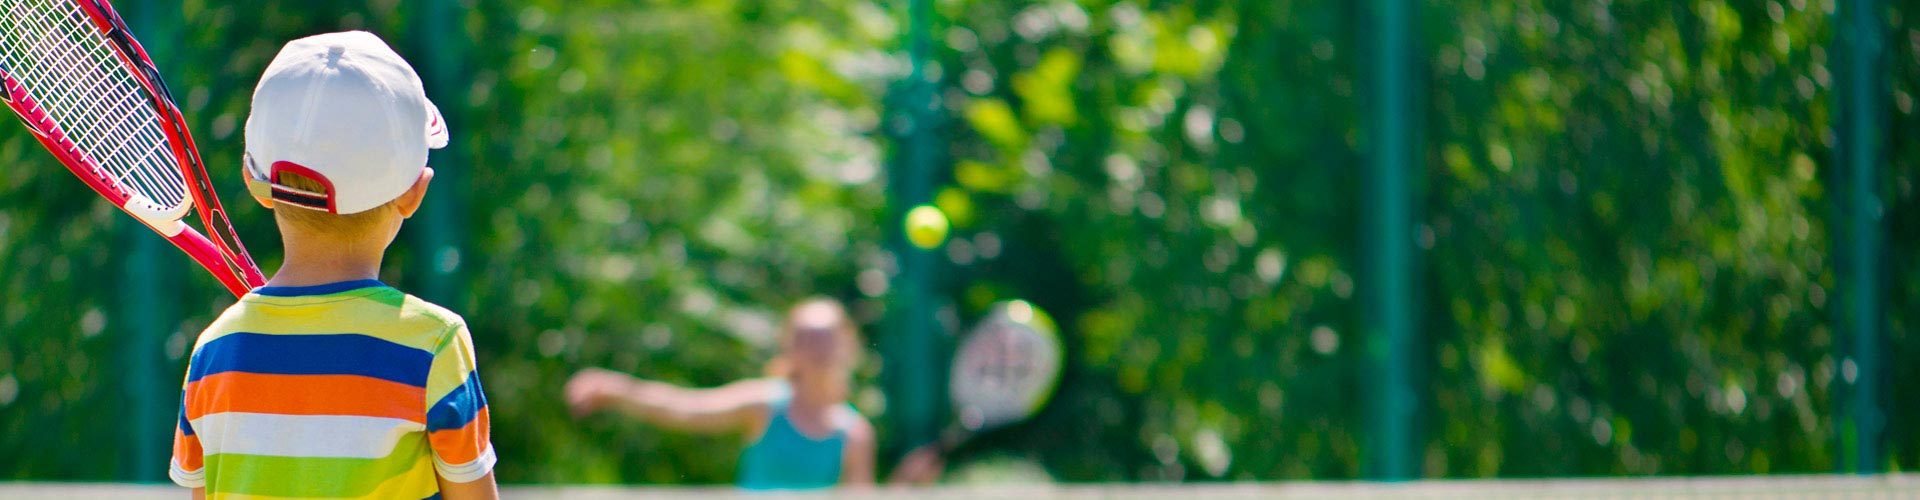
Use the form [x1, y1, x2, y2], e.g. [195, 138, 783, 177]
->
[784, 303, 857, 404]
[787, 336, 854, 404]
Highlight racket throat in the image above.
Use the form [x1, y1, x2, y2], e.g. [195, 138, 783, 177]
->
[122, 197, 189, 237]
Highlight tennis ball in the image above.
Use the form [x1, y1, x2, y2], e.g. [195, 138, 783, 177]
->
[905, 205, 950, 250]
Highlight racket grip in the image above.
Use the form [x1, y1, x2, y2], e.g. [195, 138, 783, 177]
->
[165, 226, 254, 298]
[934, 426, 971, 455]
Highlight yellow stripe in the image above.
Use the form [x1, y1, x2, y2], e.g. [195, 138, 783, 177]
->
[211, 492, 308, 500]
[424, 327, 478, 405]
[196, 293, 461, 354]
[209, 492, 311, 500]
[358, 453, 441, 499]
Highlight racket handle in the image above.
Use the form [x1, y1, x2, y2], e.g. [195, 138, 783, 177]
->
[164, 226, 255, 298]
[934, 425, 972, 455]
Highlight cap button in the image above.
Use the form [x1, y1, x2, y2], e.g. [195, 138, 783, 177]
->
[326, 45, 346, 64]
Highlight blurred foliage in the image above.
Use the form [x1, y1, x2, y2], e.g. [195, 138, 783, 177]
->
[1424, 0, 1835, 476]
[1883, 0, 1920, 472]
[1, 0, 1917, 485]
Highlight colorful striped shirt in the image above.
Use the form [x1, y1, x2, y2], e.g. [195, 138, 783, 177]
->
[169, 279, 494, 499]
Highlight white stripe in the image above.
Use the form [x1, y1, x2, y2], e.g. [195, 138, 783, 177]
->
[434, 444, 497, 483]
[191, 412, 424, 459]
[168, 458, 205, 488]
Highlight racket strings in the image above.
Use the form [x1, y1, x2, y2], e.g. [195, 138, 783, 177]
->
[0, 0, 189, 210]
[951, 313, 1062, 433]
[973, 326, 1035, 390]
[52, 4, 186, 206]
[6, 1, 174, 198]
[957, 324, 1036, 422]
[17, 1, 175, 198]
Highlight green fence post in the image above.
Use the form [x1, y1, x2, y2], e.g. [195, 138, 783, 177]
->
[885, 0, 944, 453]
[1364, 0, 1419, 481]
[1832, 0, 1885, 474]
[412, 0, 468, 307]
[119, 0, 182, 482]
[117, 195, 174, 483]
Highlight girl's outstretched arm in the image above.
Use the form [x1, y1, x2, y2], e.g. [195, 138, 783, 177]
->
[564, 367, 773, 434]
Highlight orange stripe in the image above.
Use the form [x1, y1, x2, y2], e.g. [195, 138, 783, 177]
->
[428, 407, 490, 464]
[185, 372, 425, 422]
[173, 430, 203, 471]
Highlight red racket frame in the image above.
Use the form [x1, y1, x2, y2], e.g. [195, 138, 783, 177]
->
[0, 0, 264, 297]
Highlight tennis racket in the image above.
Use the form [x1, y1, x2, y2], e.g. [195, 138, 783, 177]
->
[935, 299, 1063, 454]
[0, 0, 264, 297]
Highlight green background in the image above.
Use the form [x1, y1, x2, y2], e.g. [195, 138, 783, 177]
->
[2, 0, 1918, 484]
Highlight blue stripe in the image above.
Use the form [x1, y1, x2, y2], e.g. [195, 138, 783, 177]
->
[252, 279, 388, 297]
[423, 494, 442, 500]
[427, 371, 488, 432]
[177, 394, 194, 436]
[187, 333, 432, 387]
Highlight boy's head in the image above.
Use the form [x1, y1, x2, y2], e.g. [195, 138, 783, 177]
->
[242, 31, 447, 243]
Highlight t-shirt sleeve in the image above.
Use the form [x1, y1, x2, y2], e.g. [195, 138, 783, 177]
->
[169, 369, 204, 488]
[424, 321, 496, 483]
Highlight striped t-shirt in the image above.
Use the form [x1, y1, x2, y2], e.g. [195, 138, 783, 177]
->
[170, 279, 495, 499]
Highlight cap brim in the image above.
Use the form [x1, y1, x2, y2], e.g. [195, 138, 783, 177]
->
[424, 99, 449, 149]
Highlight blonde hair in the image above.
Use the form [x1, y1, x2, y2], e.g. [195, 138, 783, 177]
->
[272, 174, 401, 235]
[765, 298, 861, 378]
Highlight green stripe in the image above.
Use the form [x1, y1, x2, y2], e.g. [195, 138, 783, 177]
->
[367, 287, 408, 308]
[204, 436, 428, 497]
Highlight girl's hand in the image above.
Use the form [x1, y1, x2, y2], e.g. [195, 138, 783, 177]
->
[563, 368, 629, 417]
[889, 443, 947, 485]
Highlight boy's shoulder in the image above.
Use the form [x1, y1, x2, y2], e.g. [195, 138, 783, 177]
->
[393, 292, 467, 331]
[396, 293, 472, 351]
[197, 285, 469, 353]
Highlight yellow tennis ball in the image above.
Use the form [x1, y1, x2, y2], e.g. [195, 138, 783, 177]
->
[905, 205, 950, 250]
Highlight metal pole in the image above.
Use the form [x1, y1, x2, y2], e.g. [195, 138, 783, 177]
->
[886, 0, 943, 451]
[1832, 0, 1885, 474]
[412, 0, 467, 307]
[121, 0, 181, 482]
[1364, 0, 1418, 481]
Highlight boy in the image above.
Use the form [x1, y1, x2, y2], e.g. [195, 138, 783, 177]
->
[168, 31, 498, 499]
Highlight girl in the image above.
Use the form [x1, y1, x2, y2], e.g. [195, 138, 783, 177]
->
[564, 298, 877, 489]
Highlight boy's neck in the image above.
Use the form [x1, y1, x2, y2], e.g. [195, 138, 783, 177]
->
[267, 232, 388, 288]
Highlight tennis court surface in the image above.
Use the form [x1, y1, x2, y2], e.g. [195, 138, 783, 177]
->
[3, 474, 1915, 499]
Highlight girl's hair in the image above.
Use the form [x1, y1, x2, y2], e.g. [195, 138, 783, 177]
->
[765, 297, 860, 378]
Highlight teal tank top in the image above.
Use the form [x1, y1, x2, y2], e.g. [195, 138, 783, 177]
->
[736, 383, 851, 490]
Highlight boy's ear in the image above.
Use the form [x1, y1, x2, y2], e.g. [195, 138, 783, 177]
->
[395, 167, 435, 218]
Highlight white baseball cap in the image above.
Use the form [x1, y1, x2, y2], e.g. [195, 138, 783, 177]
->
[243, 30, 448, 215]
